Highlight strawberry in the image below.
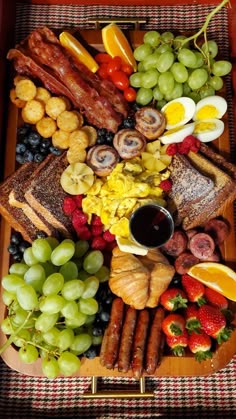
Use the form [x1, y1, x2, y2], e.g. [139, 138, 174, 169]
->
[198, 304, 231, 344]
[188, 331, 212, 362]
[204, 287, 229, 310]
[184, 303, 201, 333]
[181, 274, 206, 306]
[162, 313, 186, 337]
[160, 288, 188, 311]
[166, 330, 188, 356]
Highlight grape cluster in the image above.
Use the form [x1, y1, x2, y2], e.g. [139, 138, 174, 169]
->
[130, 31, 232, 108]
[16, 124, 62, 165]
[1, 237, 111, 378]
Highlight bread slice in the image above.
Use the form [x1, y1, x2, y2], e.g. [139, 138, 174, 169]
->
[24, 153, 74, 239]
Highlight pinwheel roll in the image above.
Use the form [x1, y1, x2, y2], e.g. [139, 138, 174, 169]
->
[86, 144, 120, 176]
[113, 128, 146, 159]
[135, 107, 166, 140]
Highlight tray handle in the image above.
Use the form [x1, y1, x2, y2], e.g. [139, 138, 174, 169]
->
[82, 376, 154, 399]
[87, 18, 147, 30]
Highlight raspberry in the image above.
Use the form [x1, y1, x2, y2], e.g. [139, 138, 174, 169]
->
[75, 225, 91, 240]
[91, 214, 103, 226]
[182, 135, 196, 148]
[72, 209, 88, 228]
[73, 194, 84, 208]
[105, 240, 117, 252]
[190, 138, 201, 153]
[166, 143, 178, 156]
[62, 196, 77, 215]
[103, 230, 116, 243]
[91, 236, 107, 250]
[91, 225, 104, 236]
[177, 141, 189, 154]
[178, 135, 198, 155]
[160, 179, 172, 192]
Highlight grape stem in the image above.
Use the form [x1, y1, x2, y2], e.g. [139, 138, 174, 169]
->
[0, 311, 33, 355]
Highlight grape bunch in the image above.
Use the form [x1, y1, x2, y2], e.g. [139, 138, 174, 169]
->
[0, 237, 111, 379]
[130, 29, 232, 108]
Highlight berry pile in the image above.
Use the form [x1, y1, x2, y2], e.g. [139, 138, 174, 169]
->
[16, 124, 62, 165]
[166, 135, 201, 156]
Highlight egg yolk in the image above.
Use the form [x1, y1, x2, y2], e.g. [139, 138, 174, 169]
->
[195, 105, 219, 120]
[164, 102, 185, 125]
[194, 121, 216, 133]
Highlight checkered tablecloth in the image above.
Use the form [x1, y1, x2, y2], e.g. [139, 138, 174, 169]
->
[0, 3, 236, 418]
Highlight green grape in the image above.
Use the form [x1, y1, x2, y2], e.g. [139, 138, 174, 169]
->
[42, 272, 64, 296]
[2, 274, 25, 292]
[143, 31, 161, 47]
[39, 343, 55, 359]
[57, 351, 81, 377]
[1, 317, 14, 335]
[178, 48, 197, 68]
[51, 241, 75, 266]
[156, 43, 172, 54]
[129, 72, 143, 88]
[183, 82, 191, 95]
[83, 250, 104, 275]
[59, 261, 78, 281]
[70, 333, 92, 355]
[137, 61, 145, 72]
[173, 35, 190, 49]
[92, 335, 103, 346]
[141, 68, 159, 88]
[57, 328, 74, 351]
[19, 344, 39, 364]
[84, 314, 96, 325]
[39, 294, 65, 314]
[61, 300, 79, 319]
[188, 51, 204, 69]
[158, 72, 175, 95]
[82, 276, 99, 299]
[188, 68, 208, 90]
[142, 52, 160, 71]
[32, 238, 52, 263]
[136, 87, 153, 106]
[95, 265, 110, 283]
[209, 75, 223, 91]
[46, 237, 59, 250]
[23, 247, 39, 266]
[42, 327, 60, 346]
[31, 331, 44, 346]
[199, 85, 215, 99]
[72, 258, 82, 271]
[133, 43, 153, 61]
[156, 51, 175, 73]
[170, 62, 188, 83]
[78, 269, 91, 280]
[153, 85, 164, 101]
[12, 329, 31, 347]
[78, 298, 99, 315]
[61, 279, 84, 300]
[74, 240, 89, 258]
[9, 263, 28, 277]
[165, 82, 183, 101]
[187, 91, 201, 103]
[16, 284, 39, 311]
[42, 357, 60, 379]
[201, 40, 218, 58]
[35, 312, 59, 332]
[40, 261, 58, 277]
[156, 99, 167, 110]
[24, 264, 46, 292]
[2, 290, 16, 306]
[11, 307, 29, 327]
[65, 312, 87, 328]
[212, 60, 232, 77]
[160, 31, 175, 44]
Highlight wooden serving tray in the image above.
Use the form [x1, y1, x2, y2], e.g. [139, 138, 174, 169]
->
[0, 28, 236, 378]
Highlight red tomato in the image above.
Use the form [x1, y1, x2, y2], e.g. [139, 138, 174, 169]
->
[121, 63, 134, 76]
[107, 56, 122, 76]
[97, 63, 109, 79]
[123, 86, 137, 102]
[94, 53, 112, 64]
[110, 71, 129, 91]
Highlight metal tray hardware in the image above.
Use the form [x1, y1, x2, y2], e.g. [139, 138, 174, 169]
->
[87, 18, 147, 30]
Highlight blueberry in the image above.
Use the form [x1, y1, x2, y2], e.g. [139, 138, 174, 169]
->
[100, 311, 110, 322]
[8, 243, 19, 255]
[132, 102, 142, 112]
[96, 137, 106, 145]
[16, 143, 27, 154]
[97, 128, 106, 138]
[122, 116, 135, 129]
[34, 153, 45, 163]
[105, 132, 114, 144]
[18, 240, 30, 253]
[12, 252, 23, 262]
[17, 124, 31, 139]
[92, 326, 103, 337]
[83, 346, 97, 359]
[49, 146, 62, 156]
[10, 232, 22, 245]
[22, 137, 29, 145]
[28, 131, 41, 147]
[41, 139, 51, 150]
[23, 150, 34, 162]
[36, 231, 48, 239]
[16, 154, 26, 164]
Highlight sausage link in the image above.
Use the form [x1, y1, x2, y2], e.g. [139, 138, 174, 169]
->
[99, 327, 109, 367]
[118, 307, 137, 373]
[131, 309, 150, 379]
[145, 307, 165, 375]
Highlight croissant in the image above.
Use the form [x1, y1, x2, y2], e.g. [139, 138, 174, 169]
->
[109, 247, 175, 310]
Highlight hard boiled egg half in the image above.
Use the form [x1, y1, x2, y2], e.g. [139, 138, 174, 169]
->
[193, 118, 224, 142]
[161, 97, 196, 129]
[193, 95, 227, 121]
[159, 122, 195, 144]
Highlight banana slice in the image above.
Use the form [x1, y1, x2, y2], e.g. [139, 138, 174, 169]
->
[60, 162, 95, 195]
[116, 236, 148, 256]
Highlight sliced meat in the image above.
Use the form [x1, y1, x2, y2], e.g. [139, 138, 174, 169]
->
[161, 230, 188, 257]
[204, 251, 221, 262]
[204, 218, 230, 246]
[174, 251, 200, 275]
[117, 307, 137, 373]
[185, 229, 198, 247]
[131, 309, 149, 379]
[145, 307, 165, 375]
[189, 232, 215, 260]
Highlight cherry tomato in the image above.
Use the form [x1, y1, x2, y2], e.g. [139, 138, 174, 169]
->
[123, 86, 137, 102]
[111, 71, 130, 91]
[97, 63, 109, 79]
[107, 56, 122, 76]
[121, 63, 134, 76]
[94, 53, 112, 64]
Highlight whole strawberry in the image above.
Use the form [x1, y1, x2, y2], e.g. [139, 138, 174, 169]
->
[166, 330, 188, 356]
[184, 303, 201, 333]
[188, 331, 212, 362]
[198, 304, 231, 344]
[181, 274, 206, 306]
[162, 313, 186, 337]
[160, 288, 188, 311]
[204, 287, 229, 310]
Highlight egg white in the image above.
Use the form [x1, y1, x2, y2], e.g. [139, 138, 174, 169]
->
[161, 97, 196, 129]
[159, 122, 195, 144]
[193, 118, 224, 142]
[193, 95, 227, 121]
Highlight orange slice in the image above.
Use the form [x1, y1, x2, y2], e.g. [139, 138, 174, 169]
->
[59, 31, 99, 73]
[188, 262, 236, 301]
[102, 23, 137, 71]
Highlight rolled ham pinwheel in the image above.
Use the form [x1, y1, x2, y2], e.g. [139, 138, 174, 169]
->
[86, 144, 120, 176]
[135, 107, 166, 140]
[113, 128, 146, 159]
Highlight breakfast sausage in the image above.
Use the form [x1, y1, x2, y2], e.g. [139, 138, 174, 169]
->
[161, 230, 188, 257]
[102, 297, 124, 369]
[174, 252, 200, 275]
[99, 328, 109, 367]
[145, 307, 165, 375]
[204, 218, 230, 246]
[118, 307, 137, 373]
[189, 232, 215, 260]
[185, 229, 198, 248]
[131, 309, 150, 379]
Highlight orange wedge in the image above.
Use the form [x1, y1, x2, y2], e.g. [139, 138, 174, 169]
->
[188, 262, 236, 302]
[59, 31, 99, 73]
[102, 23, 137, 71]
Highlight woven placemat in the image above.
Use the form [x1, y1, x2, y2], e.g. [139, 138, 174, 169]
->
[1, 3, 236, 418]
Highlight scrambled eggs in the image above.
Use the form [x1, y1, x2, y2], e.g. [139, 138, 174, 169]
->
[82, 157, 170, 238]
